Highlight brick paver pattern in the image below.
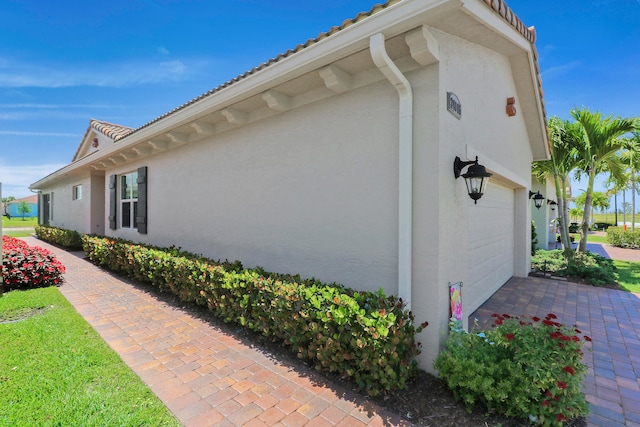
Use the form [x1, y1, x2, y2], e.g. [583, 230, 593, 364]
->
[23, 238, 412, 427]
[22, 238, 640, 426]
[473, 276, 640, 427]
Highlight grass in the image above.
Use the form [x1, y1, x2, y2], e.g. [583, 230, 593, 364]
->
[0, 287, 180, 426]
[613, 260, 640, 294]
[587, 234, 608, 244]
[2, 229, 34, 237]
[1, 216, 37, 227]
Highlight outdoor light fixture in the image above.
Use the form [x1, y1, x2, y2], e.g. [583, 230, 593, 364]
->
[529, 191, 545, 209]
[548, 199, 557, 211]
[454, 156, 492, 204]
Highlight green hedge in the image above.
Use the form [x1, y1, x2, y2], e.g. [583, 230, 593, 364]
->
[35, 225, 83, 250]
[606, 227, 640, 249]
[82, 235, 427, 396]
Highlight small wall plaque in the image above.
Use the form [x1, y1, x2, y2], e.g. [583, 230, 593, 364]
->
[447, 92, 461, 119]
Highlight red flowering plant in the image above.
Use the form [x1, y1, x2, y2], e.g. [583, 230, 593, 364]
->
[2, 235, 66, 293]
[434, 313, 590, 426]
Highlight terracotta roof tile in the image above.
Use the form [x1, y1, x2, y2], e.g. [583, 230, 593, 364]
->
[73, 119, 135, 161]
[90, 119, 134, 141]
[123, 0, 545, 139]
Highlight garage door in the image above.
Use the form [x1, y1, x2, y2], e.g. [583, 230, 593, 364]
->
[466, 180, 515, 314]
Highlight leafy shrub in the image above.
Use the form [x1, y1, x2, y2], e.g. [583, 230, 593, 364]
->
[35, 225, 83, 250]
[568, 223, 579, 233]
[607, 226, 640, 249]
[531, 250, 617, 286]
[2, 235, 66, 292]
[531, 250, 566, 274]
[563, 252, 617, 286]
[81, 235, 427, 396]
[434, 314, 590, 426]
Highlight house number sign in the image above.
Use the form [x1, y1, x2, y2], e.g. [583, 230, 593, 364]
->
[447, 92, 461, 119]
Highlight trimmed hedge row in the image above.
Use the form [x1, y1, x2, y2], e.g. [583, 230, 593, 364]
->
[35, 225, 83, 250]
[607, 227, 640, 249]
[82, 235, 427, 396]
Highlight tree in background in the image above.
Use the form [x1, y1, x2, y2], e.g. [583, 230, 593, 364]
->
[17, 201, 31, 220]
[2, 196, 15, 217]
[574, 191, 610, 224]
[571, 108, 638, 252]
[619, 133, 640, 230]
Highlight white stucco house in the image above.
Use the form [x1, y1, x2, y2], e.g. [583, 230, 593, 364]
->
[531, 176, 559, 250]
[31, 0, 550, 371]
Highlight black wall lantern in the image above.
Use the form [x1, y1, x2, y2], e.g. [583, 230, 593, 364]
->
[548, 199, 557, 211]
[529, 191, 545, 209]
[454, 156, 492, 204]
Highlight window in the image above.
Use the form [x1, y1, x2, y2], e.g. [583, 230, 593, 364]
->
[120, 171, 138, 229]
[72, 185, 82, 200]
[109, 167, 147, 234]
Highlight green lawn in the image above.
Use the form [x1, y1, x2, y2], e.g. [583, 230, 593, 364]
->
[1, 216, 37, 228]
[587, 234, 608, 244]
[0, 287, 180, 426]
[614, 260, 640, 294]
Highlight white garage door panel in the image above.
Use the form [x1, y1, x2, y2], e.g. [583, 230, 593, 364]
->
[467, 181, 515, 314]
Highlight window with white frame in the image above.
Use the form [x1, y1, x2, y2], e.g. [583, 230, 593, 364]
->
[120, 171, 138, 229]
[72, 184, 82, 200]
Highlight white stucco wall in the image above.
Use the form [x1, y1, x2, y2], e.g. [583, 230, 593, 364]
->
[411, 30, 534, 366]
[34, 21, 542, 375]
[40, 172, 93, 235]
[107, 80, 402, 296]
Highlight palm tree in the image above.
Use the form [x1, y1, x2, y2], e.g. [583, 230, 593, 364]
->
[533, 116, 581, 256]
[620, 133, 640, 230]
[571, 108, 638, 252]
[574, 191, 610, 223]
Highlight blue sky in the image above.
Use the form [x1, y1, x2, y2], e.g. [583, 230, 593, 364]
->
[1, 0, 639, 200]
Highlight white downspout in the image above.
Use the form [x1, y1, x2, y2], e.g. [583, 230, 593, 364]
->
[370, 33, 413, 312]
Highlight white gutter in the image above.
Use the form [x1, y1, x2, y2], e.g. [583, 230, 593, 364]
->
[369, 33, 413, 312]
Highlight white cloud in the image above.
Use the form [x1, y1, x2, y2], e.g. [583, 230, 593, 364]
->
[0, 130, 80, 137]
[157, 47, 171, 55]
[0, 57, 196, 88]
[541, 61, 582, 80]
[0, 162, 66, 198]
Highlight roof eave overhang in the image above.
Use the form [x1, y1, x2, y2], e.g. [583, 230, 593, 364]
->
[31, 0, 550, 190]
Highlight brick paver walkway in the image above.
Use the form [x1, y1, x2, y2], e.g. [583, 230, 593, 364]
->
[21, 237, 640, 426]
[22, 238, 411, 427]
[473, 277, 640, 427]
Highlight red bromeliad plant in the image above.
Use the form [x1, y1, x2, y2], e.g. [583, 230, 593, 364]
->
[2, 236, 66, 292]
[434, 312, 590, 426]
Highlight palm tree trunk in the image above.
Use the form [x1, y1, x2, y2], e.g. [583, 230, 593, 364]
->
[579, 169, 596, 252]
[557, 175, 573, 257]
[632, 170, 636, 231]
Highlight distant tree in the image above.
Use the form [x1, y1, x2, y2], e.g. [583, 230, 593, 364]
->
[570, 208, 584, 223]
[17, 201, 31, 219]
[2, 196, 15, 216]
[574, 191, 610, 223]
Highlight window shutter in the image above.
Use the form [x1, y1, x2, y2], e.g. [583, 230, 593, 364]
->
[136, 166, 148, 234]
[109, 174, 117, 230]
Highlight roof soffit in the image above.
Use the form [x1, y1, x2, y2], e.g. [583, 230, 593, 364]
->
[34, 0, 548, 188]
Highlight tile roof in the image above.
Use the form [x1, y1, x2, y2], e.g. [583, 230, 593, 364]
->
[123, 0, 545, 138]
[89, 119, 135, 141]
[73, 119, 135, 161]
